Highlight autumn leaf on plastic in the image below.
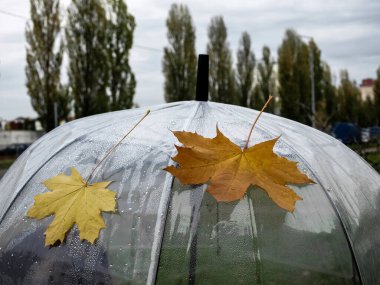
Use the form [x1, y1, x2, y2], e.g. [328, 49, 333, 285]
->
[27, 167, 116, 246]
[165, 128, 314, 211]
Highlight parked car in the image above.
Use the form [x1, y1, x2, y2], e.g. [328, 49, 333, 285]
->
[0, 143, 31, 157]
[331, 122, 361, 144]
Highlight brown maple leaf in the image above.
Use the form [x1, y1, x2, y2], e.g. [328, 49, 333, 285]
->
[165, 127, 314, 211]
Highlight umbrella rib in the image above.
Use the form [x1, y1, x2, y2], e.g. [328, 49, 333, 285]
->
[0, 110, 152, 224]
[216, 104, 363, 283]
[261, 129, 363, 283]
[148, 101, 203, 285]
[0, 137, 85, 225]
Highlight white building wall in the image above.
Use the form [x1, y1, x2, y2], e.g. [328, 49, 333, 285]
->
[0, 131, 44, 149]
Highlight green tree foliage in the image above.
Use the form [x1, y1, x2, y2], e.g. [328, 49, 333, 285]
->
[321, 63, 337, 119]
[309, 40, 324, 105]
[278, 30, 325, 126]
[207, 16, 235, 104]
[236, 32, 255, 107]
[357, 74, 377, 127]
[66, 0, 109, 118]
[67, 0, 135, 117]
[359, 98, 377, 127]
[315, 63, 337, 131]
[336, 70, 361, 124]
[278, 30, 303, 122]
[107, 0, 136, 111]
[162, 4, 197, 102]
[374, 67, 380, 125]
[25, 0, 70, 131]
[251, 46, 275, 112]
[296, 41, 311, 123]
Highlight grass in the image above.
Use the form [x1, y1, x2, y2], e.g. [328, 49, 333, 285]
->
[155, 247, 355, 285]
[364, 152, 380, 173]
[0, 158, 15, 170]
[347, 142, 380, 173]
[154, 188, 357, 285]
[348, 141, 379, 151]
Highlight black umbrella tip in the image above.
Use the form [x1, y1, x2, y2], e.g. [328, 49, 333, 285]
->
[195, 54, 209, 102]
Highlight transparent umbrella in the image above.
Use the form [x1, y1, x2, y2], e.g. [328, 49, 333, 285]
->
[0, 56, 379, 285]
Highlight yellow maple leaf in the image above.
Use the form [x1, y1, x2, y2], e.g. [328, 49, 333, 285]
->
[27, 167, 116, 246]
[165, 127, 314, 211]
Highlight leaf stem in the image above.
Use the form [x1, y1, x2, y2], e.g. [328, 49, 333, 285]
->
[85, 110, 151, 184]
[244, 96, 273, 149]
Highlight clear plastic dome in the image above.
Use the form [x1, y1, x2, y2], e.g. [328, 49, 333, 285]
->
[0, 101, 379, 284]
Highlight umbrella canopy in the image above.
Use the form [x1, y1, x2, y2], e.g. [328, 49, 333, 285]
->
[0, 101, 379, 284]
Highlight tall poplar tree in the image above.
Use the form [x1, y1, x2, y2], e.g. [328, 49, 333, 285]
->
[359, 98, 376, 127]
[374, 67, 380, 125]
[310, 40, 324, 105]
[207, 16, 235, 104]
[306, 39, 324, 128]
[251, 46, 275, 112]
[315, 62, 337, 130]
[26, 0, 69, 131]
[162, 4, 197, 102]
[66, 0, 108, 118]
[236, 32, 255, 107]
[278, 30, 325, 125]
[278, 30, 302, 121]
[107, 0, 136, 110]
[337, 70, 361, 124]
[296, 42, 311, 124]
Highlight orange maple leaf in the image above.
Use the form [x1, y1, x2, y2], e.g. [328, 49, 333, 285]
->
[165, 127, 314, 212]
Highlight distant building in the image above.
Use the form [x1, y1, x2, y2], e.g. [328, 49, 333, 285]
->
[0, 130, 44, 149]
[0, 119, 6, 131]
[359, 78, 375, 101]
[0, 117, 44, 149]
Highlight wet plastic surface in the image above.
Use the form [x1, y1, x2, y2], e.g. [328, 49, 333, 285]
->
[0, 101, 378, 284]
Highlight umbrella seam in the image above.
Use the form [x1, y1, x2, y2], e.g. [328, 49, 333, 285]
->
[0, 105, 190, 282]
[266, 132, 364, 285]
[0, 106, 187, 224]
[147, 101, 202, 285]
[207, 102, 363, 284]
[0, 136, 84, 225]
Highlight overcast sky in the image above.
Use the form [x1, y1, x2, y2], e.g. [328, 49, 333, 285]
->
[0, 0, 379, 120]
